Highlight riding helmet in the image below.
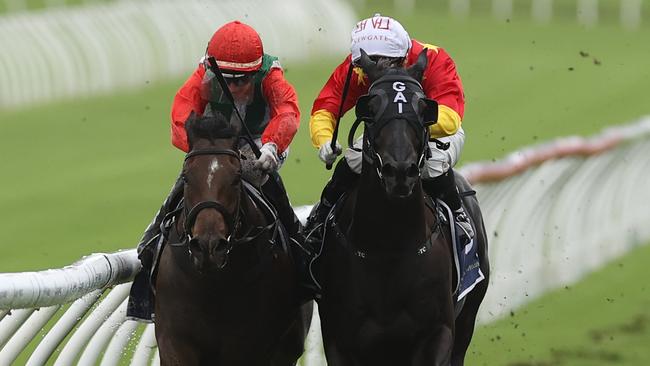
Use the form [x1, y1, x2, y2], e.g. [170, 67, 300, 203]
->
[207, 21, 264, 73]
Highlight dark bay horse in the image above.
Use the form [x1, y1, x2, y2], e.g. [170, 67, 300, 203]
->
[154, 113, 310, 365]
[317, 50, 490, 366]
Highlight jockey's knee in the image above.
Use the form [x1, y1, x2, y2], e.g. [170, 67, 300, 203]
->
[343, 137, 363, 174]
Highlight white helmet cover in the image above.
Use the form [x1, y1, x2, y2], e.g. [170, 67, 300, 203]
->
[350, 14, 411, 62]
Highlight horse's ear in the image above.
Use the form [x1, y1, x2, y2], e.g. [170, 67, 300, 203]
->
[184, 111, 198, 132]
[356, 49, 380, 82]
[355, 94, 376, 119]
[407, 49, 428, 82]
[419, 98, 438, 127]
[221, 110, 241, 135]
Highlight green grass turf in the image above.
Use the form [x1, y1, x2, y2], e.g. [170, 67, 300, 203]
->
[467, 242, 650, 365]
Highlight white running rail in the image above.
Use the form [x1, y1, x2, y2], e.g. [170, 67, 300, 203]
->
[461, 116, 650, 321]
[0, 0, 355, 109]
[1, 117, 650, 364]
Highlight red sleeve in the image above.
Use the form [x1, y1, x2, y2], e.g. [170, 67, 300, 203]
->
[409, 41, 465, 119]
[260, 68, 300, 154]
[170, 65, 208, 152]
[310, 56, 369, 119]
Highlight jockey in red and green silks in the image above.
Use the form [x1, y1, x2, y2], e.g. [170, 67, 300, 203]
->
[128, 21, 304, 322]
[171, 22, 299, 160]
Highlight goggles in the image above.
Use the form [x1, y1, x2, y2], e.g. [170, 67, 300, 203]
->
[202, 51, 255, 87]
[222, 72, 254, 86]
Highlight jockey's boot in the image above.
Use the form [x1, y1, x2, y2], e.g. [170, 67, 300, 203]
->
[422, 169, 474, 245]
[127, 175, 184, 321]
[303, 159, 359, 252]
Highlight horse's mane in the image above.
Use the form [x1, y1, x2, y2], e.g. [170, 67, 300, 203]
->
[185, 112, 237, 143]
[378, 63, 423, 85]
[376, 60, 410, 78]
[362, 50, 427, 85]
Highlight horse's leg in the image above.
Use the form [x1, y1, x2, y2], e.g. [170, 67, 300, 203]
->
[155, 246, 207, 366]
[156, 337, 203, 366]
[450, 283, 487, 366]
[431, 324, 454, 366]
[270, 302, 313, 366]
[319, 309, 356, 366]
[410, 238, 456, 366]
[412, 310, 454, 366]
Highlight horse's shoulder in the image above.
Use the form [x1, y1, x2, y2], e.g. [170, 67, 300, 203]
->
[333, 187, 359, 228]
[241, 181, 270, 218]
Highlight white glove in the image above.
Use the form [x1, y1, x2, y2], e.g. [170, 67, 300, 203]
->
[255, 143, 279, 172]
[319, 140, 342, 165]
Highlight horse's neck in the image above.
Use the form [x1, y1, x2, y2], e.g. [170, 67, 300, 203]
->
[350, 169, 428, 250]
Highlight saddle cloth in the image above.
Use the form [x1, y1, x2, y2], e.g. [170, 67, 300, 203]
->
[436, 199, 485, 302]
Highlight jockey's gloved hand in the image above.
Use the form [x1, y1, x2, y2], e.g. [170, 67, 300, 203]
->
[255, 142, 279, 172]
[319, 140, 342, 165]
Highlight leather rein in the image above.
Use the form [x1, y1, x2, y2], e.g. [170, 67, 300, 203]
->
[174, 148, 277, 269]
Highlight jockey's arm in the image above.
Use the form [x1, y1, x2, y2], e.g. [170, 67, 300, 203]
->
[419, 45, 465, 138]
[171, 65, 208, 153]
[260, 68, 300, 154]
[309, 56, 368, 148]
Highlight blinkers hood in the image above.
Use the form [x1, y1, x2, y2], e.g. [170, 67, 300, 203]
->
[355, 74, 438, 132]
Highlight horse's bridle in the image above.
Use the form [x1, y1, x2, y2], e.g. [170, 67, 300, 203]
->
[348, 75, 431, 181]
[181, 148, 242, 268]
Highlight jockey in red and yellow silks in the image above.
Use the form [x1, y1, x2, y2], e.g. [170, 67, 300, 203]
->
[309, 40, 464, 149]
[304, 14, 474, 257]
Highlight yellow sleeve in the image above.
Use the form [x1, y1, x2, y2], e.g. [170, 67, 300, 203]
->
[309, 109, 337, 148]
[428, 104, 462, 138]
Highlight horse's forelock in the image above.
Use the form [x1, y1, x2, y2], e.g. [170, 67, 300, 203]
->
[185, 113, 236, 146]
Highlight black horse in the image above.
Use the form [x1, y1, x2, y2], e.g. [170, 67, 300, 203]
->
[316, 50, 490, 366]
[154, 113, 310, 365]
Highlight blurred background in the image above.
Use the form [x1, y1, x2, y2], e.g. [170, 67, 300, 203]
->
[0, 0, 649, 364]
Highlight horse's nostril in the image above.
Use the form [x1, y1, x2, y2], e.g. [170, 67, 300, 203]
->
[382, 164, 396, 177]
[406, 164, 419, 177]
[205, 237, 229, 256]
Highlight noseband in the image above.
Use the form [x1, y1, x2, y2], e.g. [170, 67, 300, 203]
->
[348, 75, 431, 181]
[181, 148, 242, 268]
